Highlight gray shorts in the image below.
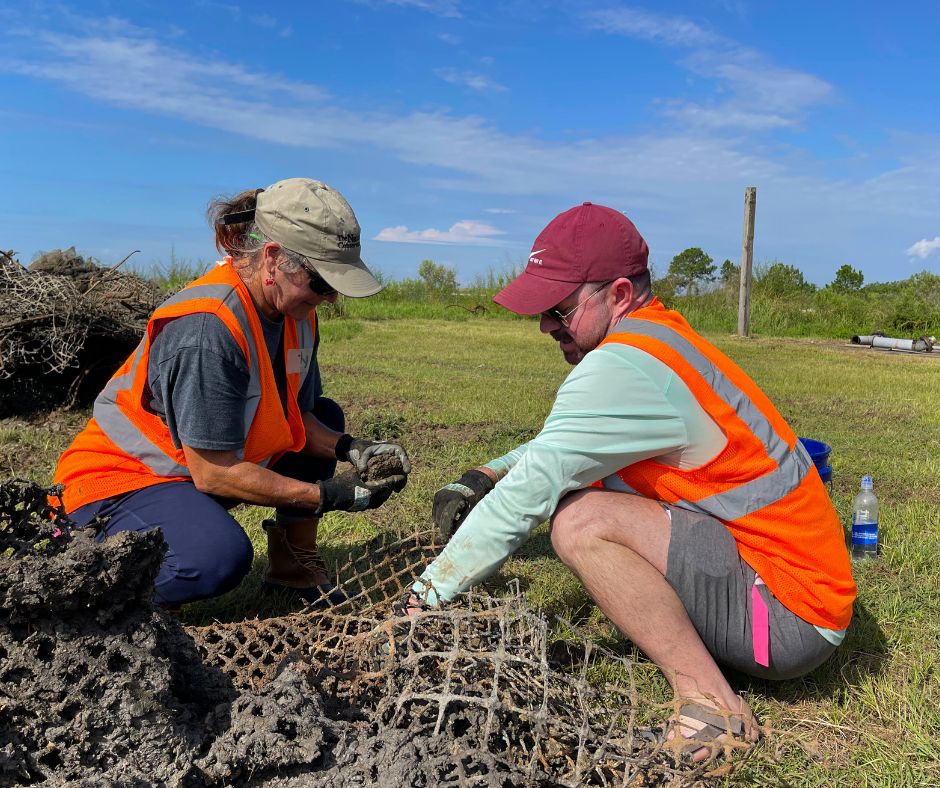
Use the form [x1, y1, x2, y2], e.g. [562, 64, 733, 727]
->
[664, 504, 837, 681]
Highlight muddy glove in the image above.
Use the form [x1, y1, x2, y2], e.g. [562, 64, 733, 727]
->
[316, 469, 406, 515]
[335, 434, 411, 483]
[433, 469, 495, 541]
[392, 590, 430, 617]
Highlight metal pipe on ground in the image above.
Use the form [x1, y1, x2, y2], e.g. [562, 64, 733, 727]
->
[871, 336, 935, 352]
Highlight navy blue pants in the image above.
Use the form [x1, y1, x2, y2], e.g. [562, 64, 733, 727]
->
[69, 397, 345, 606]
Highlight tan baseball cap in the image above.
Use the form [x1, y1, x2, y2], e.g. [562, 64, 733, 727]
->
[255, 178, 383, 297]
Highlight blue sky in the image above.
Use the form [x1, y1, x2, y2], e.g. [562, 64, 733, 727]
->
[2, 0, 939, 286]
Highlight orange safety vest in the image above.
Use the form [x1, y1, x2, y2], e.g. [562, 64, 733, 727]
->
[53, 260, 314, 513]
[596, 299, 856, 630]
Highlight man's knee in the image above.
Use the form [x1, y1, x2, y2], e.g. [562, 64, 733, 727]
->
[551, 489, 672, 574]
[550, 490, 597, 562]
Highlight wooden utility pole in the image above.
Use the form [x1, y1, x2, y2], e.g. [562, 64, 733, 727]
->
[737, 186, 757, 336]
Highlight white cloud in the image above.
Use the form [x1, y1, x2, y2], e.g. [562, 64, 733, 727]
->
[0, 24, 868, 200]
[434, 67, 506, 93]
[438, 32, 461, 45]
[375, 220, 506, 245]
[485, 208, 515, 214]
[585, 7, 719, 47]
[906, 237, 940, 259]
[352, 0, 461, 17]
[585, 6, 832, 131]
[250, 14, 277, 28]
[2, 28, 330, 104]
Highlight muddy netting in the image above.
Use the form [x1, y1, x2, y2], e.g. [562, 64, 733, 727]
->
[0, 248, 162, 417]
[0, 479, 752, 786]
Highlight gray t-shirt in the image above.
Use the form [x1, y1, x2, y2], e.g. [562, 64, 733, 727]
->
[145, 312, 321, 451]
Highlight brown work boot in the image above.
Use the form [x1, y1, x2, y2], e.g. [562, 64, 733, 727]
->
[262, 518, 350, 608]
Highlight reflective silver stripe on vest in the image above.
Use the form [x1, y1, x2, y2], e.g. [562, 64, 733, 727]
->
[94, 282, 262, 475]
[93, 338, 191, 477]
[603, 318, 813, 520]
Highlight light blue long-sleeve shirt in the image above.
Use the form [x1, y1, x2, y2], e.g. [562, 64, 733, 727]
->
[413, 340, 844, 645]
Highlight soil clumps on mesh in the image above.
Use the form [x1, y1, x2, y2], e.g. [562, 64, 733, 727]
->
[0, 479, 726, 786]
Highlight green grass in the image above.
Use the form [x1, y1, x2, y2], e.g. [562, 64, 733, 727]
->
[664, 279, 940, 339]
[5, 318, 939, 785]
[133, 255, 211, 293]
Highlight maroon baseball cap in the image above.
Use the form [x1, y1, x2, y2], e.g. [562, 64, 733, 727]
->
[494, 202, 649, 315]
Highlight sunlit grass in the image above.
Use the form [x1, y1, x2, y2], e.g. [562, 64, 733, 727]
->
[6, 315, 939, 785]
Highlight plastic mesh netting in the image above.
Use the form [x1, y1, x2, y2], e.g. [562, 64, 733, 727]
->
[187, 530, 741, 785]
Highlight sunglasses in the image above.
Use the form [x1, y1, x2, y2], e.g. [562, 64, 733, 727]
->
[541, 282, 610, 328]
[297, 258, 337, 297]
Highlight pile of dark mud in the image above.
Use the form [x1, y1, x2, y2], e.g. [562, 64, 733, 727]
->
[0, 248, 162, 416]
[0, 480, 721, 786]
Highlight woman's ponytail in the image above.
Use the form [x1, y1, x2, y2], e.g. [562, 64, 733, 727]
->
[207, 188, 263, 256]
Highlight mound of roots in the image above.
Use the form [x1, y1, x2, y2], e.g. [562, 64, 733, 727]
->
[0, 248, 163, 416]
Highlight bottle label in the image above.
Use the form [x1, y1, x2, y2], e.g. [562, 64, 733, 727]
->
[851, 522, 878, 545]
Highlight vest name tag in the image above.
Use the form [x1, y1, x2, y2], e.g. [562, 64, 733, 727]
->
[286, 349, 313, 376]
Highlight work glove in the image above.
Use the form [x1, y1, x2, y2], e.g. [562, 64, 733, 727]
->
[335, 434, 411, 483]
[316, 469, 406, 515]
[392, 590, 430, 617]
[432, 469, 495, 542]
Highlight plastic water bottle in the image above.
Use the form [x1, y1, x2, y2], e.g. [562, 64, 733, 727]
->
[850, 475, 879, 560]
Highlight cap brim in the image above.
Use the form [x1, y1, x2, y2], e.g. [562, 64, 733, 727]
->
[307, 256, 384, 298]
[493, 270, 580, 315]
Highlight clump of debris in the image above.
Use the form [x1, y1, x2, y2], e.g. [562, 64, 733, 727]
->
[0, 479, 733, 786]
[0, 248, 163, 416]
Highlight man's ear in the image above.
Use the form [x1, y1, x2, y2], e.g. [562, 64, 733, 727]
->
[609, 277, 635, 314]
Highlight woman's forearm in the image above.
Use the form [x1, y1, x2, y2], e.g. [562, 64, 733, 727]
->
[182, 445, 321, 509]
[301, 411, 344, 459]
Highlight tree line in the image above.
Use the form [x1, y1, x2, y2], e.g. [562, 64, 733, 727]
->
[658, 247, 866, 298]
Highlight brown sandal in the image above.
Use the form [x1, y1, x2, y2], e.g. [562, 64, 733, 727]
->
[664, 699, 759, 762]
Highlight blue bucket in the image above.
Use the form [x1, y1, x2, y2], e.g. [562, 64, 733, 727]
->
[799, 437, 832, 484]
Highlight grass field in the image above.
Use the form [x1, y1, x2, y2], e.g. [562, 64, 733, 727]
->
[3, 316, 939, 786]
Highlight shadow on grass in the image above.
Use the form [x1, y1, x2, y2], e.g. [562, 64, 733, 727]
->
[179, 531, 439, 628]
[732, 599, 889, 702]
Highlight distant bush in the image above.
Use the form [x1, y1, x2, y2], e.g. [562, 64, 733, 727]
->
[830, 264, 864, 292]
[339, 263, 525, 321]
[138, 250, 211, 294]
[418, 260, 458, 301]
[664, 268, 940, 338]
[755, 261, 816, 297]
[666, 248, 717, 295]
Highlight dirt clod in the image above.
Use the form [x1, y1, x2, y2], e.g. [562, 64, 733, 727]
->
[362, 452, 406, 482]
